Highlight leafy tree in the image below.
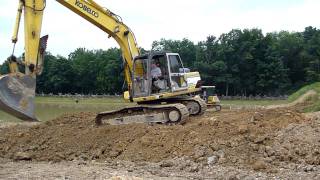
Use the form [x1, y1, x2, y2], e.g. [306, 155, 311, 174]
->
[0, 62, 9, 75]
[37, 53, 75, 94]
[1, 26, 318, 97]
[302, 26, 320, 83]
[95, 48, 123, 94]
[152, 38, 196, 67]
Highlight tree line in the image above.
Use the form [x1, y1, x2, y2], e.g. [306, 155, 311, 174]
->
[0, 26, 319, 96]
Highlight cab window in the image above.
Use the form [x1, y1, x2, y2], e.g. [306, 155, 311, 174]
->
[169, 55, 183, 73]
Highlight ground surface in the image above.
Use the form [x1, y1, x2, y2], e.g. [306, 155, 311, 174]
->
[1, 99, 320, 179]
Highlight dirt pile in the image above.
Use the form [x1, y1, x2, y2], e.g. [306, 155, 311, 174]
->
[0, 107, 319, 171]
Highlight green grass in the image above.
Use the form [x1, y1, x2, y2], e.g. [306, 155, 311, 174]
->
[221, 99, 287, 106]
[35, 96, 129, 105]
[31, 83, 320, 112]
[1, 96, 131, 122]
[288, 82, 320, 102]
[287, 82, 320, 112]
[221, 82, 320, 112]
[2, 84, 320, 123]
[37, 96, 287, 107]
[303, 101, 320, 112]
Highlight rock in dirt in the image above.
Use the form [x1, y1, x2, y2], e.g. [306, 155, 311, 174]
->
[207, 155, 218, 165]
[160, 160, 174, 168]
[13, 152, 32, 161]
[238, 125, 249, 134]
[252, 160, 267, 171]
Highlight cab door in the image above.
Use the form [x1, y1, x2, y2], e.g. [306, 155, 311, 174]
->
[166, 53, 188, 91]
[132, 58, 150, 97]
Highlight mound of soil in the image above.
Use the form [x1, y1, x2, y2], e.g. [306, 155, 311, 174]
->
[0, 107, 318, 172]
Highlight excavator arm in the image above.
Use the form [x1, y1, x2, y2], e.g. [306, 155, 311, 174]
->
[56, 0, 140, 87]
[0, 0, 140, 121]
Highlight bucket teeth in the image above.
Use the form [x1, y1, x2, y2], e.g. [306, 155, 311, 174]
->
[0, 74, 38, 121]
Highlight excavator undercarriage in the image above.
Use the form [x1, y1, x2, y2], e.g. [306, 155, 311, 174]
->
[96, 96, 206, 125]
[96, 103, 189, 125]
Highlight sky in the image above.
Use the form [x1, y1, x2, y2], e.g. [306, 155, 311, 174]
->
[0, 0, 319, 63]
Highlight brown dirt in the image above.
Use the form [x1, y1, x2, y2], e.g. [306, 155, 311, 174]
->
[1, 106, 319, 174]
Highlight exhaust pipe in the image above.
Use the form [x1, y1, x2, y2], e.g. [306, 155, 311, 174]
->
[0, 73, 38, 121]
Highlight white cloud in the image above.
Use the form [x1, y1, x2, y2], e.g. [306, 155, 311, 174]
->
[0, 0, 319, 63]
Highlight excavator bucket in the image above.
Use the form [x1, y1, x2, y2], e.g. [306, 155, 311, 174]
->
[0, 73, 38, 121]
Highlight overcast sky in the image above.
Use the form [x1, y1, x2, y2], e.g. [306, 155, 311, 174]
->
[0, 0, 319, 63]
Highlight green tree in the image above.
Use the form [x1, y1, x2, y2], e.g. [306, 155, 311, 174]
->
[302, 26, 320, 83]
[37, 53, 75, 94]
[6, 26, 319, 97]
[95, 48, 123, 94]
[152, 38, 196, 67]
[0, 62, 9, 75]
[256, 34, 289, 95]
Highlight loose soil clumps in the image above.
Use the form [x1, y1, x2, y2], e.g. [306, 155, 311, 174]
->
[0, 107, 318, 172]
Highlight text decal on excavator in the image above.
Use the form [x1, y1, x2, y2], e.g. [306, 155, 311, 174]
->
[75, 0, 99, 18]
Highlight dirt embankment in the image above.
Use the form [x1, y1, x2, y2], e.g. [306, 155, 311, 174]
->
[1, 105, 319, 173]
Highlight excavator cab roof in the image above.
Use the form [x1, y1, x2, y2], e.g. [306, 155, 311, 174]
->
[134, 51, 172, 61]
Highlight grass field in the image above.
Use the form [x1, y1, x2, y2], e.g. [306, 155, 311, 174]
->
[36, 96, 288, 105]
[0, 96, 287, 122]
[1, 82, 319, 122]
[220, 82, 319, 112]
[35, 96, 129, 104]
[221, 99, 287, 106]
[0, 96, 131, 122]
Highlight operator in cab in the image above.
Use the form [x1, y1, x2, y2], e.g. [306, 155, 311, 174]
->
[151, 61, 166, 92]
[151, 62, 162, 79]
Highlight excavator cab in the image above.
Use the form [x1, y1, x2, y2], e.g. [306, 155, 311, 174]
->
[132, 52, 188, 98]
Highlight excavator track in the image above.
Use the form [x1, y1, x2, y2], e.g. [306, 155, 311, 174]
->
[96, 103, 189, 125]
[181, 97, 207, 116]
[207, 104, 222, 112]
[157, 96, 207, 116]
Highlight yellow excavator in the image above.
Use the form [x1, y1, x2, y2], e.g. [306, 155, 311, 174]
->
[0, 0, 220, 125]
